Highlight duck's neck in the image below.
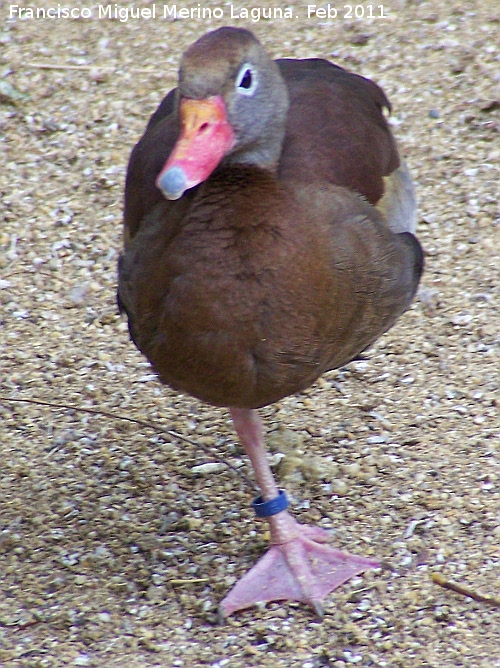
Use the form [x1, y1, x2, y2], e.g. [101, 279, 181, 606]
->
[227, 123, 286, 173]
[225, 74, 290, 173]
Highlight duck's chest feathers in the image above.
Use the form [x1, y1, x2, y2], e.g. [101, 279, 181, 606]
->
[126, 176, 294, 403]
[165, 169, 292, 301]
[127, 173, 338, 408]
[164, 200, 293, 335]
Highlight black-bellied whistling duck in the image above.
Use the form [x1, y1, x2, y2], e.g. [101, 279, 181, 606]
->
[118, 27, 423, 618]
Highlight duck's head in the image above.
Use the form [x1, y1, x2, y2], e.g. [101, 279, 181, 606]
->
[156, 27, 289, 200]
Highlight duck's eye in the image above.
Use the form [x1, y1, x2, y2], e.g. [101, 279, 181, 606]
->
[239, 69, 252, 89]
[236, 64, 257, 96]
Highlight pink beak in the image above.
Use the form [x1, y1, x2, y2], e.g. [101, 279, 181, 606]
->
[156, 95, 236, 200]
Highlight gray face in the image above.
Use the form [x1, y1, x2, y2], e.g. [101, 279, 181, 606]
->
[178, 27, 290, 169]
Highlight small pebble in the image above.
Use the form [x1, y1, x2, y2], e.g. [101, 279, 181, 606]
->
[191, 462, 226, 474]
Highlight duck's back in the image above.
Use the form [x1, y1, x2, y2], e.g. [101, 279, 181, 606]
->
[277, 58, 399, 205]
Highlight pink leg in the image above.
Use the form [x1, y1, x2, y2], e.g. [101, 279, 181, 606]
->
[219, 408, 378, 618]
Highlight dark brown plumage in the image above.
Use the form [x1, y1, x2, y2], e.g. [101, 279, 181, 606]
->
[118, 27, 423, 617]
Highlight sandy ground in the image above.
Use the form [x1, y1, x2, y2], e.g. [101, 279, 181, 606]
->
[1, 1, 499, 666]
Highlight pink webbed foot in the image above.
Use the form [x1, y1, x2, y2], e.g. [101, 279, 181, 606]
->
[219, 519, 378, 618]
[224, 409, 379, 618]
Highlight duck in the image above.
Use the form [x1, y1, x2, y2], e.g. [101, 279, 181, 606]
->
[118, 26, 424, 618]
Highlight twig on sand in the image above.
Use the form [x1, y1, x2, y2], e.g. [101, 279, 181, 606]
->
[431, 572, 500, 607]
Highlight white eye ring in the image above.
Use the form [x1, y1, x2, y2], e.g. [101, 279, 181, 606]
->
[235, 63, 258, 96]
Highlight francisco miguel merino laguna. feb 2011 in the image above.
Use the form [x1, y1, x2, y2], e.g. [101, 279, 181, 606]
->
[7, 4, 390, 22]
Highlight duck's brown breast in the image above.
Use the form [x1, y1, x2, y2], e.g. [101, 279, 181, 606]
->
[119, 167, 421, 409]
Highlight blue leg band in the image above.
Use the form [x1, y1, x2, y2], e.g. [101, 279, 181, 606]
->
[252, 489, 290, 518]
